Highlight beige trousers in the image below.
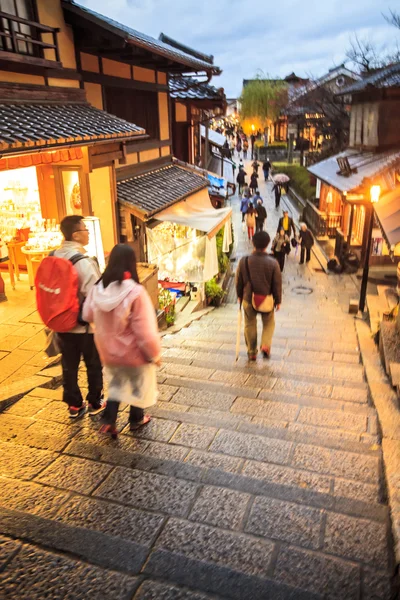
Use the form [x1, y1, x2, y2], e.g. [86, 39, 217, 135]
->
[242, 300, 275, 355]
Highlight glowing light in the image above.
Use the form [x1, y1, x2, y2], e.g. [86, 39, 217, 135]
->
[370, 185, 380, 204]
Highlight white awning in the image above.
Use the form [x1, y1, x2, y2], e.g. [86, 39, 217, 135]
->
[154, 187, 232, 239]
[200, 124, 227, 148]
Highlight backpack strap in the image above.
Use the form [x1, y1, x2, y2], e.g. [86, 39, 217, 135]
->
[245, 257, 253, 290]
[69, 253, 88, 266]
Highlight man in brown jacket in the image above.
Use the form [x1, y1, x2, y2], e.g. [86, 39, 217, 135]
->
[236, 231, 282, 360]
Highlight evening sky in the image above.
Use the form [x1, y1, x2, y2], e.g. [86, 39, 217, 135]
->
[80, 0, 399, 97]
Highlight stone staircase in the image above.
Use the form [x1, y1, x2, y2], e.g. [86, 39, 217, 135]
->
[0, 301, 397, 599]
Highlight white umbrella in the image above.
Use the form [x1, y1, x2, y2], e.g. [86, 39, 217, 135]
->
[273, 173, 290, 184]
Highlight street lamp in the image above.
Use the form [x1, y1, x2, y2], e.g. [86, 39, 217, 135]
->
[359, 185, 381, 312]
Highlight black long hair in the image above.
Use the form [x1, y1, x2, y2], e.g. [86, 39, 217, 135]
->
[100, 244, 140, 289]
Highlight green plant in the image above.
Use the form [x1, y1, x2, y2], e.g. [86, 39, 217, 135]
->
[205, 278, 225, 306]
[240, 76, 288, 125]
[215, 227, 233, 274]
[272, 163, 316, 200]
[165, 312, 175, 327]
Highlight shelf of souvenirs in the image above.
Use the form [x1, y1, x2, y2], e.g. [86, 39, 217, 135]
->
[23, 222, 63, 252]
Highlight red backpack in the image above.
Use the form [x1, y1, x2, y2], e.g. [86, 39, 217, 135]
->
[35, 253, 88, 333]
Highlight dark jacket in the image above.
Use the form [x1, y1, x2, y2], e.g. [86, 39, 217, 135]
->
[277, 216, 296, 236]
[236, 251, 282, 305]
[263, 160, 271, 171]
[272, 184, 281, 199]
[256, 205, 267, 222]
[299, 229, 314, 249]
[250, 173, 258, 187]
[236, 170, 246, 184]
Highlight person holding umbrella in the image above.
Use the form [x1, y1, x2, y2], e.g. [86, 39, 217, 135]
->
[272, 182, 281, 209]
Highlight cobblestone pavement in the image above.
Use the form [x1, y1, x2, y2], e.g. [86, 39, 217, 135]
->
[0, 159, 397, 599]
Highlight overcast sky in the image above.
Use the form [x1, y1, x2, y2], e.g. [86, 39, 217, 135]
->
[80, 0, 398, 97]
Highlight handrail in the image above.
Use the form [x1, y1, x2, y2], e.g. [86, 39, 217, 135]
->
[0, 11, 60, 62]
[0, 11, 60, 33]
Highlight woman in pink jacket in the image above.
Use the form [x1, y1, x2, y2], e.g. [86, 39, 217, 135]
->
[83, 244, 161, 438]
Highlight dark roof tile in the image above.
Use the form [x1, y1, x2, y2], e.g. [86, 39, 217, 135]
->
[117, 164, 208, 217]
[0, 103, 145, 152]
[169, 76, 225, 102]
[337, 62, 400, 95]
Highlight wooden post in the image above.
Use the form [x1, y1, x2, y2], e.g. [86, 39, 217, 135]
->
[204, 121, 209, 169]
[287, 133, 294, 164]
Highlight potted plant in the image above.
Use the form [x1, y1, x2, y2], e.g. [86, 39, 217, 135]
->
[205, 278, 225, 307]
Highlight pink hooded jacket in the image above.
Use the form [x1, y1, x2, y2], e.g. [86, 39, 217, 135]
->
[82, 279, 161, 367]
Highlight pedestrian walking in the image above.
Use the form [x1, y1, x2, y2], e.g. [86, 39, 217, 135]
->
[299, 223, 314, 264]
[240, 195, 250, 222]
[252, 190, 263, 205]
[272, 182, 281, 209]
[38, 215, 104, 419]
[250, 170, 258, 193]
[236, 137, 242, 156]
[82, 244, 161, 438]
[262, 158, 271, 182]
[236, 167, 247, 196]
[250, 133, 256, 159]
[243, 137, 249, 159]
[236, 231, 282, 360]
[252, 160, 259, 174]
[255, 199, 267, 232]
[245, 203, 256, 240]
[277, 210, 296, 238]
[272, 228, 290, 272]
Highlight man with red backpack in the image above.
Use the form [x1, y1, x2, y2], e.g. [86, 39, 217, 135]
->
[36, 215, 104, 418]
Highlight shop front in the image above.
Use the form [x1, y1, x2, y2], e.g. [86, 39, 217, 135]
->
[307, 148, 400, 265]
[0, 99, 146, 298]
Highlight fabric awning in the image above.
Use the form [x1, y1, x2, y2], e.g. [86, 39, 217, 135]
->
[374, 187, 400, 250]
[154, 187, 232, 238]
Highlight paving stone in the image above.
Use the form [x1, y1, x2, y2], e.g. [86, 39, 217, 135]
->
[287, 349, 333, 362]
[287, 422, 361, 443]
[170, 423, 218, 449]
[142, 440, 190, 461]
[232, 397, 299, 421]
[333, 353, 360, 364]
[332, 366, 365, 383]
[173, 388, 235, 410]
[128, 417, 179, 443]
[0, 336, 26, 353]
[242, 459, 332, 494]
[19, 330, 47, 352]
[36, 455, 112, 494]
[292, 443, 379, 483]
[0, 413, 34, 443]
[333, 478, 380, 505]
[190, 485, 250, 530]
[210, 370, 250, 385]
[273, 544, 360, 600]
[34, 400, 70, 424]
[16, 419, 80, 452]
[246, 496, 323, 549]
[0, 535, 21, 567]
[324, 513, 389, 568]
[250, 416, 289, 430]
[65, 429, 150, 465]
[162, 363, 215, 380]
[297, 406, 367, 433]
[362, 568, 393, 600]
[273, 378, 332, 398]
[27, 387, 62, 400]
[0, 477, 69, 518]
[162, 348, 196, 360]
[244, 374, 278, 390]
[331, 385, 369, 404]
[5, 395, 52, 417]
[152, 401, 190, 413]
[184, 449, 242, 473]
[54, 495, 164, 545]
[134, 580, 212, 600]
[210, 429, 292, 464]
[187, 405, 252, 423]
[0, 544, 138, 599]
[0, 441, 56, 479]
[95, 466, 198, 516]
[332, 342, 360, 354]
[182, 339, 222, 350]
[155, 517, 274, 577]
[158, 384, 179, 401]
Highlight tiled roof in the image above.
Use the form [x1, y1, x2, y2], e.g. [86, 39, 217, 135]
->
[117, 163, 208, 217]
[337, 62, 400, 95]
[169, 77, 225, 102]
[0, 103, 145, 152]
[308, 148, 400, 193]
[63, 1, 220, 74]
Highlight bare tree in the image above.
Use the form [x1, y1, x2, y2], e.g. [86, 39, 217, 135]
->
[384, 9, 400, 30]
[345, 34, 383, 73]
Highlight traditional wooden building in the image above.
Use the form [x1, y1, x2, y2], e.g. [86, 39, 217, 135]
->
[0, 0, 229, 301]
[307, 62, 400, 266]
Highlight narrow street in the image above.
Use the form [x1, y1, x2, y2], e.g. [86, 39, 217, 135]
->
[0, 160, 395, 598]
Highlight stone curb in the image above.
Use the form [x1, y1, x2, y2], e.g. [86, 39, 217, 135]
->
[355, 318, 400, 566]
[161, 307, 215, 337]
